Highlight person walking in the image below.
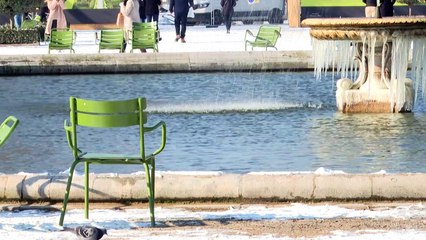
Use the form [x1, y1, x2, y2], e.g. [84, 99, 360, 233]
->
[169, 0, 194, 43]
[379, 0, 396, 17]
[221, 0, 237, 34]
[145, 0, 161, 24]
[362, 0, 379, 18]
[44, 0, 67, 36]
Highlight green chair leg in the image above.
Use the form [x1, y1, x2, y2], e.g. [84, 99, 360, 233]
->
[59, 161, 78, 226]
[144, 161, 155, 227]
[84, 162, 90, 219]
[150, 161, 156, 226]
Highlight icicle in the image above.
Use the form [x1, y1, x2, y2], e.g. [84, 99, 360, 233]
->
[412, 38, 426, 102]
[381, 33, 389, 88]
[312, 39, 356, 82]
[391, 34, 411, 112]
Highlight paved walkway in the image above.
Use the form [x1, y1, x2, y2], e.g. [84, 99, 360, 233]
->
[0, 23, 312, 55]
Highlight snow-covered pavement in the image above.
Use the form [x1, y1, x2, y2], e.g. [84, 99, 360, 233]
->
[2, 202, 426, 239]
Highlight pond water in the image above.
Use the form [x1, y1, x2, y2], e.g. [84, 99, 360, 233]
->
[1, 72, 426, 174]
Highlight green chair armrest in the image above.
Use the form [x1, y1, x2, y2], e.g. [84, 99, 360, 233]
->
[244, 29, 255, 42]
[64, 120, 73, 150]
[64, 120, 82, 154]
[95, 32, 100, 45]
[275, 30, 282, 37]
[145, 121, 166, 156]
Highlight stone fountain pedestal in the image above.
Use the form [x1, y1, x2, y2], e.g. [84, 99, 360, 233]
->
[302, 17, 426, 113]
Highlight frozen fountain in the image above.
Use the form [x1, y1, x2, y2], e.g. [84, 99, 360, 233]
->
[302, 17, 426, 113]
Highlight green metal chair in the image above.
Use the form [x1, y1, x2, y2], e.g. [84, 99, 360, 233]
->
[245, 25, 281, 51]
[59, 97, 166, 227]
[131, 22, 159, 53]
[98, 29, 125, 53]
[0, 116, 19, 148]
[48, 29, 75, 54]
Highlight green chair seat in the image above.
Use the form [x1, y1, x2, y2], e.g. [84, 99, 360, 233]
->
[59, 97, 166, 227]
[245, 25, 281, 51]
[78, 153, 155, 163]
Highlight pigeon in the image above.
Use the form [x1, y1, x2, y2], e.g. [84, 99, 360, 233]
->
[75, 225, 107, 240]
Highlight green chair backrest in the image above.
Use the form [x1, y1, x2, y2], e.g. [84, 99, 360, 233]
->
[132, 21, 157, 31]
[131, 28, 157, 52]
[99, 29, 125, 53]
[131, 22, 158, 52]
[49, 29, 74, 53]
[21, 20, 38, 29]
[257, 25, 281, 46]
[0, 116, 19, 148]
[69, 97, 148, 157]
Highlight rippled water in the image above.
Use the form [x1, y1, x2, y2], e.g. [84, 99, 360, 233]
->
[1, 72, 426, 174]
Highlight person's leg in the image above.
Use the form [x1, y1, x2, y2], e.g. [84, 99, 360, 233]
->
[223, 14, 229, 31]
[228, 9, 234, 32]
[180, 14, 188, 42]
[153, 14, 159, 26]
[174, 14, 181, 41]
[223, 14, 231, 32]
[146, 15, 153, 22]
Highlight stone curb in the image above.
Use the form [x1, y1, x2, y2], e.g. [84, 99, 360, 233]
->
[1, 172, 426, 201]
[0, 51, 313, 76]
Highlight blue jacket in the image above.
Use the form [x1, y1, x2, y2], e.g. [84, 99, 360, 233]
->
[169, 0, 194, 14]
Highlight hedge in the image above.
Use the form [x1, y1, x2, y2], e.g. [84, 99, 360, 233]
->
[0, 26, 45, 44]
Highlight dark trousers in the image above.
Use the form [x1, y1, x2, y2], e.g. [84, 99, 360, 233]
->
[146, 14, 159, 29]
[174, 11, 188, 38]
[146, 14, 159, 23]
[223, 9, 234, 31]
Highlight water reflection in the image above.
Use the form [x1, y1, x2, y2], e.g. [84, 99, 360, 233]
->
[309, 113, 426, 173]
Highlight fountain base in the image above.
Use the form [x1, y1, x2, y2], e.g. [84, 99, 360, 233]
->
[337, 80, 415, 113]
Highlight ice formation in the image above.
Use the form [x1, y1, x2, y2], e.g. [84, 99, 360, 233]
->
[312, 32, 426, 112]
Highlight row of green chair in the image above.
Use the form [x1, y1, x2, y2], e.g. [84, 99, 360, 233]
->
[98, 22, 159, 53]
[48, 22, 159, 54]
[48, 24, 278, 53]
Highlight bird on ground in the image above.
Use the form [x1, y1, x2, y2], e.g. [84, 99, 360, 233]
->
[75, 225, 107, 240]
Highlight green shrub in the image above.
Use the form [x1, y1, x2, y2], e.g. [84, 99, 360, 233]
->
[0, 25, 45, 44]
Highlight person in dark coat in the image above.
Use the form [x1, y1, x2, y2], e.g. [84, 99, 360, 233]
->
[169, 0, 194, 43]
[379, 0, 396, 17]
[145, 0, 161, 24]
[139, 0, 146, 22]
[221, 0, 237, 33]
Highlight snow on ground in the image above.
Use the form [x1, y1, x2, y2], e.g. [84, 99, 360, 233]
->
[0, 23, 312, 55]
[1, 203, 426, 239]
